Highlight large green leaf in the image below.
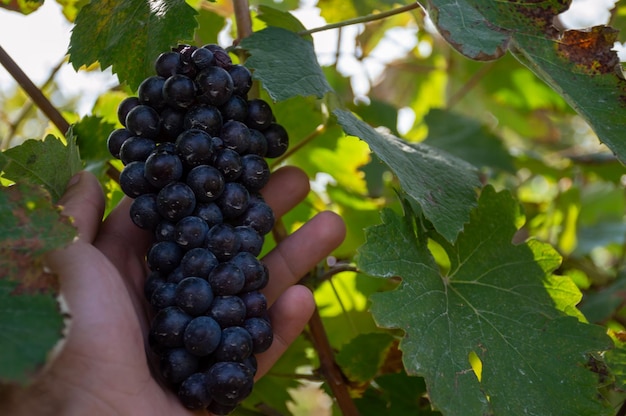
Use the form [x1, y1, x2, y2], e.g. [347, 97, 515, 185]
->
[240, 26, 333, 101]
[420, 0, 626, 164]
[357, 186, 613, 415]
[68, 0, 197, 90]
[335, 109, 481, 243]
[0, 134, 82, 202]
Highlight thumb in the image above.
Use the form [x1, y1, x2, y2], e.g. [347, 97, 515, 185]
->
[57, 171, 105, 244]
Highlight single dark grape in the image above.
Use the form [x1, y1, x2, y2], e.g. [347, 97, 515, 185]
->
[186, 165, 225, 203]
[230, 252, 268, 292]
[204, 44, 232, 68]
[178, 372, 211, 409]
[147, 240, 184, 274]
[227, 64, 252, 97]
[117, 96, 140, 127]
[155, 51, 182, 77]
[149, 306, 193, 349]
[151, 281, 178, 309]
[160, 347, 199, 385]
[193, 202, 223, 228]
[207, 361, 254, 405]
[263, 123, 289, 158]
[239, 154, 270, 192]
[208, 262, 245, 296]
[220, 120, 250, 155]
[175, 216, 209, 249]
[155, 220, 176, 242]
[107, 128, 133, 159]
[235, 201, 275, 236]
[235, 226, 264, 257]
[216, 182, 249, 219]
[129, 193, 160, 230]
[144, 151, 184, 189]
[205, 224, 241, 262]
[175, 128, 215, 168]
[183, 316, 221, 356]
[125, 105, 161, 139]
[144, 270, 167, 301]
[156, 182, 197, 222]
[196, 66, 234, 107]
[159, 107, 186, 141]
[180, 247, 218, 278]
[190, 47, 214, 70]
[247, 128, 268, 157]
[175, 276, 214, 315]
[119, 136, 156, 165]
[213, 148, 242, 182]
[239, 291, 267, 319]
[244, 317, 273, 353]
[163, 74, 196, 109]
[245, 99, 273, 131]
[119, 161, 156, 198]
[138, 75, 166, 110]
[207, 295, 246, 328]
[213, 326, 253, 363]
[219, 95, 247, 122]
[183, 105, 223, 137]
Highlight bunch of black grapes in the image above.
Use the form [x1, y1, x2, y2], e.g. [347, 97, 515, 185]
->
[106, 43, 289, 415]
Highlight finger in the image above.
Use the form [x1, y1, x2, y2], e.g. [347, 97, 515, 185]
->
[56, 171, 105, 244]
[254, 285, 315, 379]
[261, 166, 310, 217]
[262, 211, 345, 305]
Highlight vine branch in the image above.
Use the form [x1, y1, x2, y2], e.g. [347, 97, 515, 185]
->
[0, 45, 70, 135]
[298, 3, 422, 36]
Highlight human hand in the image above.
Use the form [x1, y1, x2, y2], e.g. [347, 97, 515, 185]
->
[1, 166, 345, 415]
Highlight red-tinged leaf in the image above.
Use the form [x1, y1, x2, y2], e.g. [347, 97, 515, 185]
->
[421, 1, 626, 164]
[0, 183, 76, 295]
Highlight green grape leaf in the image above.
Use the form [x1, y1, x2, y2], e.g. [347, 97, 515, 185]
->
[421, 0, 626, 164]
[0, 183, 74, 383]
[421, 0, 511, 60]
[605, 332, 626, 391]
[255, 4, 310, 40]
[68, 0, 197, 90]
[335, 108, 481, 243]
[357, 186, 613, 415]
[422, 109, 515, 173]
[241, 27, 333, 101]
[0, 134, 82, 202]
[335, 332, 396, 383]
[356, 371, 441, 415]
[0, 280, 66, 384]
[73, 115, 116, 162]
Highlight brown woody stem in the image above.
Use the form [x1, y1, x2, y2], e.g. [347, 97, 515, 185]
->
[0, 45, 70, 135]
